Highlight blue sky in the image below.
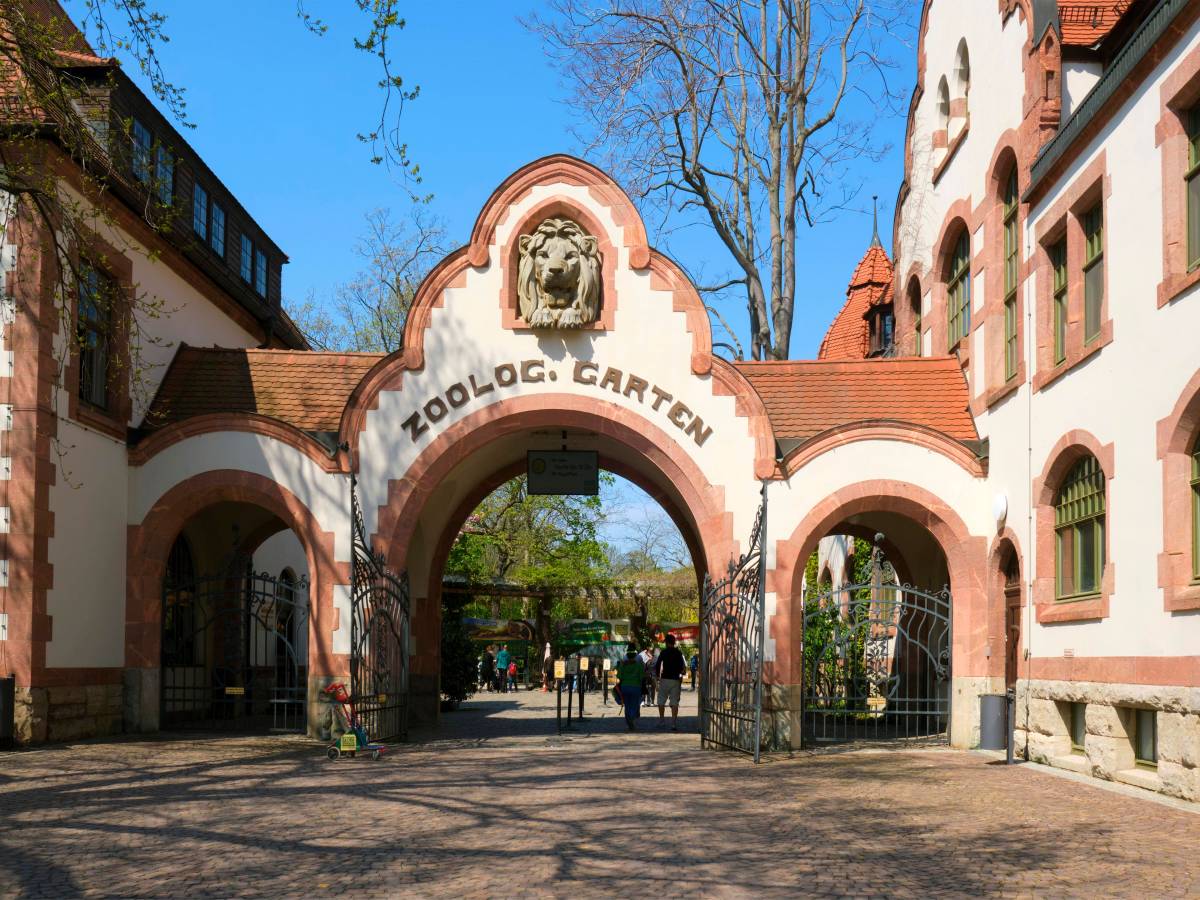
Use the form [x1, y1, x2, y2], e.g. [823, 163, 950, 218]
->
[107, 1, 915, 557]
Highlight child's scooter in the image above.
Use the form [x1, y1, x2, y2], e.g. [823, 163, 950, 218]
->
[322, 682, 387, 761]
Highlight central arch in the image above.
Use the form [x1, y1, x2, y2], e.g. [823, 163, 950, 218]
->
[366, 393, 740, 723]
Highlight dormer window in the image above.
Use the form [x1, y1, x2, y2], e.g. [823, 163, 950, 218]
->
[255, 248, 267, 297]
[131, 118, 152, 184]
[155, 145, 173, 206]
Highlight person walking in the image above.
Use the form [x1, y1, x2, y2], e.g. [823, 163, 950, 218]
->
[496, 644, 511, 694]
[507, 659, 518, 693]
[541, 643, 554, 692]
[688, 652, 699, 690]
[654, 634, 687, 731]
[480, 647, 494, 693]
[639, 646, 657, 707]
[616, 649, 646, 731]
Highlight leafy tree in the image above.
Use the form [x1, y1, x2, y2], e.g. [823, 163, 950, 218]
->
[439, 593, 477, 709]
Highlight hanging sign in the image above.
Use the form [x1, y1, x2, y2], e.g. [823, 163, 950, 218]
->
[602, 658, 612, 671]
[554, 660, 566, 680]
[579, 657, 590, 671]
[224, 686, 245, 696]
[566, 657, 580, 675]
[528, 450, 599, 495]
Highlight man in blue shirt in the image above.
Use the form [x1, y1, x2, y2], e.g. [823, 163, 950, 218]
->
[495, 645, 511, 693]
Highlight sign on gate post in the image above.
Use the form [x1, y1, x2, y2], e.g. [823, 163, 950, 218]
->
[527, 451, 599, 495]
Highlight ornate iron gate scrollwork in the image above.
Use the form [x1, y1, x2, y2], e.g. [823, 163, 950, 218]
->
[350, 482, 411, 742]
[700, 482, 767, 762]
[801, 537, 951, 746]
[161, 558, 309, 732]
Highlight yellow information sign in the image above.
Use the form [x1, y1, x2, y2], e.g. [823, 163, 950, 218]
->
[376, 694, 387, 705]
[553, 660, 566, 680]
[224, 686, 245, 696]
[339, 733, 358, 752]
[579, 657, 590, 671]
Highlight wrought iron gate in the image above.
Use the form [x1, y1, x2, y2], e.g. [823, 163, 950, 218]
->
[700, 483, 767, 762]
[350, 483, 411, 742]
[800, 538, 951, 746]
[161, 559, 309, 731]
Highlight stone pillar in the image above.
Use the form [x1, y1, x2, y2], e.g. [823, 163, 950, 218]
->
[122, 667, 160, 734]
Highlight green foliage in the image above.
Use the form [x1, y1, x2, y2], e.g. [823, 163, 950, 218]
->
[439, 594, 477, 708]
[802, 540, 874, 711]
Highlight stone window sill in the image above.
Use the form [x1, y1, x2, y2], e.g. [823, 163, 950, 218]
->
[1157, 265, 1200, 308]
[74, 400, 128, 442]
[933, 122, 969, 185]
[1165, 582, 1200, 613]
[1114, 767, 1161, 792]
[1033, 320, 1113, 393]
[1036, 592, 1109, 623]
[1049, 753, 1091, 775]
[985, 364, 1025, 410]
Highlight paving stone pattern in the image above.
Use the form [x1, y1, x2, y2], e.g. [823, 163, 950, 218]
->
[0, 686, 1196, 898]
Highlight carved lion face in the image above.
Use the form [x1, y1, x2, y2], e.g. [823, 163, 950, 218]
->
[533, 234, 583, 308]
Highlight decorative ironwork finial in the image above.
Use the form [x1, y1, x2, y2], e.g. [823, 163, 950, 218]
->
[870, 196, 881, 248]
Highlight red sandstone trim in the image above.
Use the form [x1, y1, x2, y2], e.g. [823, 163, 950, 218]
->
[1027, 655, 1200, 686]
[648, 254, 714, 375]
[780, 421, 985, 479]
[768, 479, 987, 686]
[1156, 44, 1200, 308]
[1032, 429, 1115, 624]
[125, 470, 350, 682]
[466, 155, 650, 270]
[932, 121, 970, 185]
[709, 357, 776, 479]
[129, 412, 347, 473]
[988, 529, 1025, 682]
[1156, 367, 1200, 611]
[930, 197, 979, 356]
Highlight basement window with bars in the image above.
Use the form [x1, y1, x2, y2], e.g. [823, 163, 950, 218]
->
[1056, 455, 1105, 600]
[76, 261, 111, 410]
[946, 229, 971, 350]
[1069, 702, 1086, 753]
[1003, 167, 1020, 380]
[1133, 708, 1157, 767]
[1082, 204, 1103, 343]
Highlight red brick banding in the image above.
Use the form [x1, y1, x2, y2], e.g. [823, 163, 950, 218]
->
[1155, 43, 1200, 308]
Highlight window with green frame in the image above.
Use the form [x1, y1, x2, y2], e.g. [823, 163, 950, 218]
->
[1187, 106, 1200, 270]
[1192, 440, 1200, 582]
[1051, 239, 1067, 364]
[1056, 455, 1106, 599]
[1003, 168, 1019, 380]
[946, 229, 971, 350]
[1082, 204, 1103, 343]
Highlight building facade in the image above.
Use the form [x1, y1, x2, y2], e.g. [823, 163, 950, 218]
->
[2, 0, 1197, 802]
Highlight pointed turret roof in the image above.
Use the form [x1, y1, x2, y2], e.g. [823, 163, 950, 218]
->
[816, 241, 894, 360]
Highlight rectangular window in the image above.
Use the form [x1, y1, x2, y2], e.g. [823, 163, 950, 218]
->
[1051, 239, 1067, 365]
[1056, 456, 1106, 599]
[154, 145, 173, 206]
[1134, 708, 1157, 766]
[1187, 107, 1200, 270]
[254, 248, 267, 297]
[192, 184, 208, 239]
[240, 234, 253, 283]
[1082, 204, 1103, 343]
[131, 118, 152, 184]
[946, 231, 971, 350]
[1004, 170, 1019, 380]
[77, 261, 110, 410]
[211, 203, 226, 257]
[1069, 702, 1086, 753]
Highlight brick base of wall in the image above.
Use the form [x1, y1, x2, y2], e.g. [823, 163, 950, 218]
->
[1014, 679, 1200, 802]
[16, 684, 124, 744]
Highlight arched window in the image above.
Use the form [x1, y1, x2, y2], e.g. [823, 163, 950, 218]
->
[163, 534, 198, 667]
[946, 228, 971, 350]
[1192, 439, 1200, 582]
[954, 40, 971, 104]
[936, 77, 950, 133]
[906, 278, 922, 356]
[1003, 166, 1020, 380]
[1056, 455, 1106, 599]
[166, 533, 195, 589]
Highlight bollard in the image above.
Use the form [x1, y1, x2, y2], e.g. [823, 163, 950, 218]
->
[1005, 687, 1016, 765]
[578, 672, 585, 720]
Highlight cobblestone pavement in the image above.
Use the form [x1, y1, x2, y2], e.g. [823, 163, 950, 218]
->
[1, 686, 1197, 898]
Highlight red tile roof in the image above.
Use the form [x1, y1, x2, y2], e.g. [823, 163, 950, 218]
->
[734, 357, 979, 444]
[1058, 0, 1134, 47]
[817, 243, 894, 360]
[144, 346, 385, 433]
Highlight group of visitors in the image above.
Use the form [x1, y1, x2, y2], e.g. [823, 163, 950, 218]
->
[478, 644, 519, 692]
[615, 633, 690, 732]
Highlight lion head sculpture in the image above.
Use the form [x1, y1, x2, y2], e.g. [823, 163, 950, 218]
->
[517, 217, 601, 329]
